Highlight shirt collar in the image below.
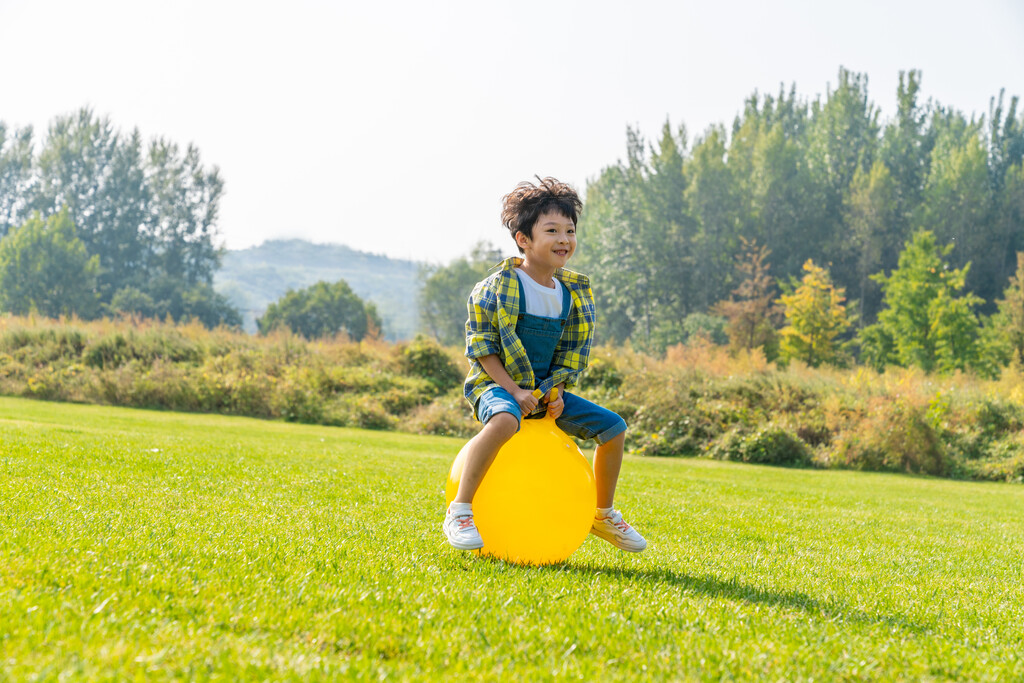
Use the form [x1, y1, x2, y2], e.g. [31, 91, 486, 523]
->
[491, 256, 587, 286]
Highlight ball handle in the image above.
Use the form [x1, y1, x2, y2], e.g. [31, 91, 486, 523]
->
[531, 387, 560, 422]
[531, 387, 559, 401]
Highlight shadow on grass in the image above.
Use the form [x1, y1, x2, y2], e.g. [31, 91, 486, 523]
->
[543, 562, 930, 634]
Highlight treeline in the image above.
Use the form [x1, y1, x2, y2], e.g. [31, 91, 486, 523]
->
[0, 109, 391, 340]
[0, 108, 238, 326]
[575, 68, 1023, 352]
[419, 69, 1024, 375]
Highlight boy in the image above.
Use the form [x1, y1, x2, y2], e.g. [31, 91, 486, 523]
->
[443, 177, 646, 554]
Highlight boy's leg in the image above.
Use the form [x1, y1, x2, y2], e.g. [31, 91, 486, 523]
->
[556, 393, 646, 552]
[444, 388, 520, 551]
[453, 411, 518, 503]
[593, 431, 625, 509]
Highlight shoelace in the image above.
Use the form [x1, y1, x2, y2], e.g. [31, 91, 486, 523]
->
[456, 516, 476, 531]
[599, 513, 632, 533]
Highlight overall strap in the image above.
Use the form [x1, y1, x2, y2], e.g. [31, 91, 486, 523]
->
[558, 280, 572, 325]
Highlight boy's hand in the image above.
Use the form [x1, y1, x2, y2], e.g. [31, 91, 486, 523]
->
[512, 387, 539, 416]
[537, 387, 563, 419]
[546, 393, 564, 419]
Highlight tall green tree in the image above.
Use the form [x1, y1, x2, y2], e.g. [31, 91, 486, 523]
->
[987, 92, 1024, 291]
[727, 87, 821, 278]
[684, 124, 739, 312]
[34, 109, 126, 299]
[577, 123, 695, 350]
[32, 108, 225, 316]
[777, 260, 852, 366]
[257, 279, 381, 341]
[806, 68, 881, 294]
[860, 231, 987, 375]
[0, 123, 34, 238]
[919, 116, 994, 302]
[576, 163, 639, 344]
[842, 159, 898, 324]
[418, 242, 503, 346]
[145, 138, 224, 286]
[993, 251, 1024, 365]
[0, 210, 99, 318]
[879, 70, 934, 246]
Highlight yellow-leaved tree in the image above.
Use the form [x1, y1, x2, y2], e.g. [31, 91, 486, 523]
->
[777, 260, 852, 367]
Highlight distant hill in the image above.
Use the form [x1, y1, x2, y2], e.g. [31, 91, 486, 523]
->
[213, 239, 421, 340]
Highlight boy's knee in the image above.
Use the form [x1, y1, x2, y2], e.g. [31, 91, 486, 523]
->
[484, 412, 519, 441]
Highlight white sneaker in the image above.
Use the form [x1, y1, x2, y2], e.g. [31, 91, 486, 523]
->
[443, 506, 484, 550]
[591, 509, 647, 552]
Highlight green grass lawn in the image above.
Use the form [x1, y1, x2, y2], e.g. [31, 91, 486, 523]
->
[2, 396, 1024, 681]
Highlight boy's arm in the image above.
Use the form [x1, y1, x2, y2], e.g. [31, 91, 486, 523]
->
[465, 281, 501, 359]
[478, 354, 539, 416]
[465, 278, 538, 415]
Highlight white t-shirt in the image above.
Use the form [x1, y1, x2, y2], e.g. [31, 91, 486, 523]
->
[516, 268, 563, 319]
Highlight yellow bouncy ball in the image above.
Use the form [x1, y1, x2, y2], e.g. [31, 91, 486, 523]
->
[445, 390, 597, 565]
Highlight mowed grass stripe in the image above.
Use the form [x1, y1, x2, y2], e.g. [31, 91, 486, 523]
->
[2, 395, 1023, 681]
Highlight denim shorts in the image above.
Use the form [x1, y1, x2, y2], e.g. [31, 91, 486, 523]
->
[475, 387, 627, 445]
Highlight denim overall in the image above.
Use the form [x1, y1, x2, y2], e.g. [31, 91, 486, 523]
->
[514, 274, 572, 395]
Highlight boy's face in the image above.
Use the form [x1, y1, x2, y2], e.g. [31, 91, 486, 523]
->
[516, 211, 576, 271]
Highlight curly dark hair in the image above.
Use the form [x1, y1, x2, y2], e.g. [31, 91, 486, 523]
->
[501, 177, 582, 252]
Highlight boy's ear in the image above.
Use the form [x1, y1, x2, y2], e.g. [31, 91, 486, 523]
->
[514, 230, 531, 250]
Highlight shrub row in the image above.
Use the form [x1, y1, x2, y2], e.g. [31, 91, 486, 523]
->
[0, 316, 478, 437]
[579, 341, 1024, 483]
[3, 316, 1023, 484]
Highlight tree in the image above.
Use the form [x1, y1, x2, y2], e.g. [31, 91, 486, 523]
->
[685, 124, 740, 312]
[806, 68, 881, 286]
[777, 260, 852, 366]
[727, 87, 821, 279]
[418, 242, 502, 346]
[32, 108, 224, 311]
[879, 70, 934, 244]
[144, 138, 224, 287]
[859, 231, 986, 374]
[257, 279, 381, 341]
[177, 282, 243, 329]
[547, 69, 1022, 343]
[573, 164, 637, 343]
[919, 118, 995, 303]
[34, 109, 129, 300]
[842, 160, 898, 324]
[0, 210, 99, 318]
[993, 252, 1024, 365]
[0, 123, 34, 238]
[575, 123, 695, 350]
[713, 238, 780, 357]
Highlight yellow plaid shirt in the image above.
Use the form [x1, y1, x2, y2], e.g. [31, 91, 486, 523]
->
[464, 257, 596, 417]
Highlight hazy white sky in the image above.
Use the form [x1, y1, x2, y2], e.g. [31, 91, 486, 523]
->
[2, 0, 1022, 264]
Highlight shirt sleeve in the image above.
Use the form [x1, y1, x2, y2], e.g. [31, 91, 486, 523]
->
[464, 279, 502, 360]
